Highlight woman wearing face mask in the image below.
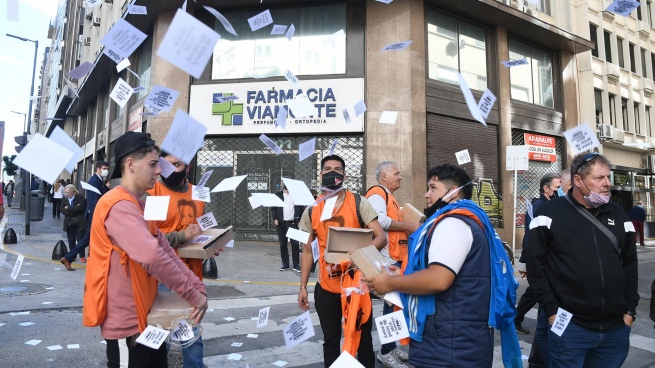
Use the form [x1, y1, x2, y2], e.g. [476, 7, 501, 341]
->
[60, 185, 88, 265]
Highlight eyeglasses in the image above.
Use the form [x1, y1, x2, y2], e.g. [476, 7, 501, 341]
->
[574, 152, 603, 174]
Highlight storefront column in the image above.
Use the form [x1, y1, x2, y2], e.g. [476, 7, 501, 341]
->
[148, 11, 193, 146]
[365, 0, 426, 206]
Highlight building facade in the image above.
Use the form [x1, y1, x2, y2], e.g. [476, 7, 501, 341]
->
[42, 0, 592, 242]
[577, 0, 655, 229]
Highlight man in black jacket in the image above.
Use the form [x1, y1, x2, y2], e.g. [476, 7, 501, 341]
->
[271, 180, 305, 272]
[527, 152, 639, 368]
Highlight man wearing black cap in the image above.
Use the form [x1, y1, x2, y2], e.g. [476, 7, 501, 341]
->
[82, 132, 208, 367]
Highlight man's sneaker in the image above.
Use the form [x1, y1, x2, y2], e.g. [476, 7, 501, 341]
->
[292, 267, 301, 273]
[389, 348, 409, 362]
[280, 266, 289, 271]
[515, 323, 530, 334]
[376, 350, 408, 368]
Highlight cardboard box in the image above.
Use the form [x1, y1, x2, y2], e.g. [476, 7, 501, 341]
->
[177, 226, 233, 259]
[325, 226, 373, 264]
[350, 245, 390, 278]
[147, 291, 193, 329]
[402, 203, 426, 223]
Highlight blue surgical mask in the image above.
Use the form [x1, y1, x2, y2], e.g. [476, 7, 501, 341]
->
[557, 187, 566, 197]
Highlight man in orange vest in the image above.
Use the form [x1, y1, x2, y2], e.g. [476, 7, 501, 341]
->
[83, 132, 208, 367]
[365, 161, 421, 367]
[147, 151, 208, 368]
[297, 154, 387, 367]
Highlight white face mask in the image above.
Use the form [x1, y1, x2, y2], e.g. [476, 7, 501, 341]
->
[100, 169, 109, 178]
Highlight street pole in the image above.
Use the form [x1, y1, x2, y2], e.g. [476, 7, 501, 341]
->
[7, 34, 38, 235]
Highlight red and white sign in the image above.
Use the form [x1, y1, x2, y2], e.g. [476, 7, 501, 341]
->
[524, 133, 556, 162]
[128, 105, 143, 132]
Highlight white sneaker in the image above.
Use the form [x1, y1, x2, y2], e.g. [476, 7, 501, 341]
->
[376, 350, 409, 368]
[389, 348, 409, 362]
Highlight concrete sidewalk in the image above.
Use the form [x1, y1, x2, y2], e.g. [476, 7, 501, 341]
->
[0, 200, 316, 299]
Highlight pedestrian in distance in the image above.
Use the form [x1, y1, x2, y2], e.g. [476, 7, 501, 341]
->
[51, 179, 65, 219]
[628, 200, 647, 247]
[4, 179, 15, 207]
[60, 185, 87, 266]
[271, 180, 305, 272]
[83, 132, 208, 367]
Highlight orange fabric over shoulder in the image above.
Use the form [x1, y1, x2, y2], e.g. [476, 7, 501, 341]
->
[339, 262, 372, 357]
[365, 186, 408, 261]
[83, 186, 159, 333]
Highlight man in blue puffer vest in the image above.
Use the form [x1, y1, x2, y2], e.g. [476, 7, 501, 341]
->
[365, 164, 496, 367]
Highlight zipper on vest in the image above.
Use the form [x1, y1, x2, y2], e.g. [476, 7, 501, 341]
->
[591, 226, 605, 330]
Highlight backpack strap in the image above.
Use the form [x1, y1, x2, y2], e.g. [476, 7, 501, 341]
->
[365, 185, 388, 204]
[309, 192, 365, 228]
[563, 195, 620, 254]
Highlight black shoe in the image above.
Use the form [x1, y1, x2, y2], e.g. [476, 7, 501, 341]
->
[640, 243, 645, 246]
[280, 266, 290, 271]
[515, 324, 530, 334]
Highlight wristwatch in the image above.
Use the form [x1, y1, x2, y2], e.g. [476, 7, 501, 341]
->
[625, 310, 636, 321]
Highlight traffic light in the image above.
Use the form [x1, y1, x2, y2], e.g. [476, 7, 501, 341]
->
[15, 134, 27, 153]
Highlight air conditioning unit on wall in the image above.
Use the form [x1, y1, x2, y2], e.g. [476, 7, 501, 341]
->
[599, 124, 614, 139]
[93, 17, 101, 27]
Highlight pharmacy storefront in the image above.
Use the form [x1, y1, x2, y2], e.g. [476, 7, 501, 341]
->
[189, 78, 365, 239]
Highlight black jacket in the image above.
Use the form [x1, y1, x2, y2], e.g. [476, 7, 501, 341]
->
[520, 193, 550, 263]
[270, 190, 305, 224]
[526, 193, 639, 331]
[61, 194, 88, 231]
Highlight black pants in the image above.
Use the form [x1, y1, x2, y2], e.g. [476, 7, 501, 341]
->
[314, 282, 375, 368]
[66, 225, 85, 259]
[106, 335, 168, 368]
[64, 216, 92, 263]
[515, 286, 538, 324]
[276, 221, 300, 268]
[52, 198, 62, 218]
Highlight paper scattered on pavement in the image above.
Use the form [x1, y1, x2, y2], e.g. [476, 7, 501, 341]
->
[47, 345, 63, 351]
[283, 311, 315, 349]
[25, 340, 41, 346]
[257, 306, 270, 328]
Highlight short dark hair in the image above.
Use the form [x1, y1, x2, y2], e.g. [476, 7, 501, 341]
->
[321, 155, 345, 171]
[539, 173, 561, 194]
[95, 160, 109, 169]
[119, 145, 160, 177]
[571, 152, 611, 180]
[427, 164, 473, 199]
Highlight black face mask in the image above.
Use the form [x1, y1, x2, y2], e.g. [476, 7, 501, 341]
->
[424, 196, 451, 218]
[322, 171, 344, 190]
[161, 169, 186, 188]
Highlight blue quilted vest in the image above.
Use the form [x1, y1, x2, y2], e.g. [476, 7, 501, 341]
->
[408, 214, 493, 368]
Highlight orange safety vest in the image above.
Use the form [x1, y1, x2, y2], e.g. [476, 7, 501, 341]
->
[311, 191, 365, 294]
[365, 185, 408, 261]
[82, 186, 159, 333]
[147, 182, 205, 280]
[340, 263, 372, 358]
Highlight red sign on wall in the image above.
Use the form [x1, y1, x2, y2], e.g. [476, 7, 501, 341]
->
[524, 133, 556, 162]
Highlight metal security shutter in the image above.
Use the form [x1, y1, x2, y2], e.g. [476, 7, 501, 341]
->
[426, 113, 503, 227]
[511, 129, 564, 226]
[195, 135, 364, 240]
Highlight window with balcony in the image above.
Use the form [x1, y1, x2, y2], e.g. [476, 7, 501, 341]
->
[617, 37, 625, 69]
[590, 23, 599, 58]
[622, 98, 629, 130]
[629, 42, 637, 73]
[609, 93, 617, 127]
[594, 89, 603, 125]
[427, 10, 487, 90]
[635, 102, 642, 134]
[604, 31, 612, 62]
[642, 48, 648, 77]
[509, 38, 554, 108]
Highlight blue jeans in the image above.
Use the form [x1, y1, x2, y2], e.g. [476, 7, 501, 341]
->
[157, 284, 205, 368]
[548, 320, 630, 368]
[534, 307, 550, 367]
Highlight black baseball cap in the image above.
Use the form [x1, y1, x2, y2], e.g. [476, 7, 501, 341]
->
[110, 132, 156, 179]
